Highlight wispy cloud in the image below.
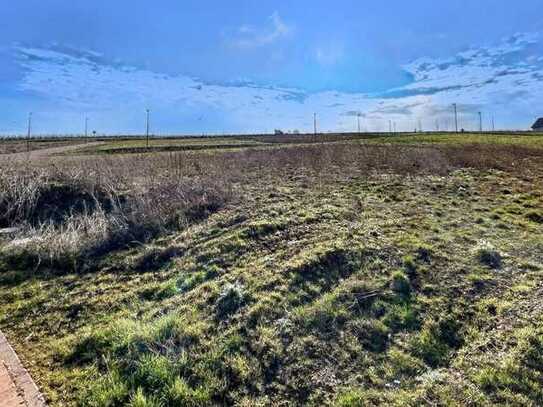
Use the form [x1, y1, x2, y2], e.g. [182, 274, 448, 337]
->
[225, 12, 292, 49]
[8, 31, 543, 134]
[314, 42, 345, 66]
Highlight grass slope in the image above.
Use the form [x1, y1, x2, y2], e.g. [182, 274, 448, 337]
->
[0, 137, 542, 406]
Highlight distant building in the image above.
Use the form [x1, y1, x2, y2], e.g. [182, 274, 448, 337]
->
[531, 118, 543, 131]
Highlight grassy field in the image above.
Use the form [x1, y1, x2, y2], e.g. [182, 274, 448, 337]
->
[77, 137, 268, 155]
[362, 132, 543, 147]
[67, 134, 383, 155]
[3, 132, 542, 156]
[0, 133, 542, 406]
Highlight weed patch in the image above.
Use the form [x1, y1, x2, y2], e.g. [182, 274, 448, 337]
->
[215, 282, 249, 319]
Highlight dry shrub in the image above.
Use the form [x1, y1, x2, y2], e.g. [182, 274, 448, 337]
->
[1, 179, 230, 272]
[1, 141, 540, 273]
[442, 144, 543, 172]
[0, 162, 114, 228]
[3, 210, 110, 271]
[0, 157, 232, 272]
[210, 144, 452, 178]
[0, 165, 53, 227]
[127, 177, 230, 228]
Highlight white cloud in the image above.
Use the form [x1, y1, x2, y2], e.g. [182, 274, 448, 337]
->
[11, 31, 543, 134]
[226, 12, 292, 49]
[315, 43, 345, 66]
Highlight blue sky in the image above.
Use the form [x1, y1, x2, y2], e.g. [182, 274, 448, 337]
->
[1, 1, 543, 134]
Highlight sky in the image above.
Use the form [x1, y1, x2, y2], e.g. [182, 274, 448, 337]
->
[1, 1, 543, 135]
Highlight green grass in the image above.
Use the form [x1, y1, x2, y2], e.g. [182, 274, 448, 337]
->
[362, 132, 543, 147]
[7, 132, 538, 157]
[75, 132, 543, 157]
[0, 137, 542, 406]
[67, 136, 268, 155]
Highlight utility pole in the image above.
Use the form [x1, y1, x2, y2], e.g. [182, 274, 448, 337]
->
[313, 112, 317, 142]
[26, 112, 32, 153]
[453, 103, 458, 133]
[84, 116, 88, 140]
[393, 122, 397, 134]
[357, 113, 361, 133]
[389, 120, 392, 135]
[492, 116, 495, 132]
[146, 109, 150, 148]
[478, 112, 483, 132]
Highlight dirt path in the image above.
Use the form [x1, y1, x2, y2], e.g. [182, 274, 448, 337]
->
[0, 142, 103, 161]
[0, 331, 46, 406]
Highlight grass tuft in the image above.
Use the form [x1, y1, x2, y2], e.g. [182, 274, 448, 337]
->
[391, 271, 412, 297]
[215, 282, 248, 319]
[474, 241, 502, 269]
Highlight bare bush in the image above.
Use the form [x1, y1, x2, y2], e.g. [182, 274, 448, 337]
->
[0, 165, 52, 227]
[3, 210, 111, 271]
[0, 156, 232, 271]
